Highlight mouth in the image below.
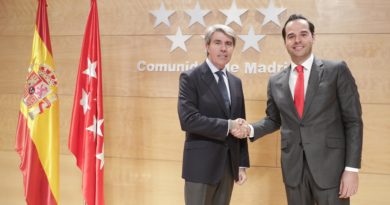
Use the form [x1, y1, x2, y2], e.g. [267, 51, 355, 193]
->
[218, 54, 228, 59]
[293, 45, 304, 51]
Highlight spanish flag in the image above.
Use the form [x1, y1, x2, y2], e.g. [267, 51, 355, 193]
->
[15, 0, 59, 204]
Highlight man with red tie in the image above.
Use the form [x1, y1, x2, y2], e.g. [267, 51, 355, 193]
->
[234, 14, 363, 205]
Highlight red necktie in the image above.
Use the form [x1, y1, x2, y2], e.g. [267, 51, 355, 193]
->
[294, 65, 304, 118]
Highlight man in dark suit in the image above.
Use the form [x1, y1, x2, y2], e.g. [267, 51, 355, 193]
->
[178, 24, 250, 205]
[233, 14, 363, 205]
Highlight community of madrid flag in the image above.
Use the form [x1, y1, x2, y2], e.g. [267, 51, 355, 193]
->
[68, 0, 104, 204]
[15, 0, 60, 204]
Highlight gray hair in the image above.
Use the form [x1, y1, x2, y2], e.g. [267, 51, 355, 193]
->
[204, 24, 236, 47]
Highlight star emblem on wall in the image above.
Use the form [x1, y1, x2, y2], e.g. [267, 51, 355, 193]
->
[219, 0, 248, 27]
[238, 26, 266, 52]
[150, 0, 288, 53]
[258, 0, 286, 27]
[150, 2, 175, 28]
[166, 27, 192, 52]
[185, 1, 210, 27]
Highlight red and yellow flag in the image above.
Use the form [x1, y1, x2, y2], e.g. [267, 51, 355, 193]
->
[15, 0, 59, 204]
[68, 0, 104, 204]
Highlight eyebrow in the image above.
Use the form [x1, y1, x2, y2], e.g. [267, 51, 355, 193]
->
[287, 30, 310, 36]
[212, 39, 233, 44]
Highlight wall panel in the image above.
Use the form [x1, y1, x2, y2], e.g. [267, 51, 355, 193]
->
[2, 35, 390, 103]
[104, 157, 289, 205]
[2, 151, 389, 204]
[1, 0, 390, 204]
[352, 172, 390, 205]
[360, 104, 390, 174]
[2, 0, 390, 36]
[2, 93, 390, 174]
[0, 151, 83, 204]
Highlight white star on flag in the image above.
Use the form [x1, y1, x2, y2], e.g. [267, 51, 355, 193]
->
[185, 1, 210, 27]
[258, 0, 286, 27]
[82, 58, 97, 81]
[238, 26, 266, 52]
[80, 89, 90, 114]
[166, 27, 192, 52]
[150, 2, 175, 28]
[219, 0, 248, 27]
[96, 149, 104, 170]
[86, 115, 104, 140]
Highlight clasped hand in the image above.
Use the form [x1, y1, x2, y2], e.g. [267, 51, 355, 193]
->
[229, 118, 250, 139]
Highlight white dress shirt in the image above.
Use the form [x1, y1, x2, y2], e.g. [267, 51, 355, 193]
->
[289, 54, 314, 99]
[206, 58, 231, 103]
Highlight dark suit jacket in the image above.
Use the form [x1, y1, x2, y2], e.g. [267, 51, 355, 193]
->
[251, 58, 363, 189]
[178, 61, 250, 185]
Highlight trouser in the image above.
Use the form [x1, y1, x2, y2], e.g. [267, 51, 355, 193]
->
[184, 156, 234, 205]
[285, 155, 350, 205]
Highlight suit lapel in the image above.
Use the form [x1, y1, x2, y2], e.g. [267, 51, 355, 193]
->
[302, 58, 324, 119]
[200, 62, 230, 117]
[280, 67, 298, 117]
[227, 72, 236, 116]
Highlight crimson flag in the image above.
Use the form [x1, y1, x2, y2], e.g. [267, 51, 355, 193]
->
[68, 0, 104, 204]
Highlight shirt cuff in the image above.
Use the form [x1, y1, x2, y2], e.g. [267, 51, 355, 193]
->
[345, 167, 359, 172]
[227, 119, 232, 136]
[248, 124, 254, 138]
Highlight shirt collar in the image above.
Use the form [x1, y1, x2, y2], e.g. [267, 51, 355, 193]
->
[206, 58, 227, 75]
[291, 53, 314, 71]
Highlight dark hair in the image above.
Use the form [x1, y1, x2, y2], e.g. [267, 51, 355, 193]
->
[282, 14, 315, 42]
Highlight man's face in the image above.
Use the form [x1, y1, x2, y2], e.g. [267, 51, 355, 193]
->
[206, 31, 234, 70]
[284, 19, 315, 65]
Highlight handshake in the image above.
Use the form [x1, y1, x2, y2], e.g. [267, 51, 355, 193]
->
[229, 118, 251, 139]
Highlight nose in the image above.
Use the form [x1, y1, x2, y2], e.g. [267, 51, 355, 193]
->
[220, 43, 227, 51]
[294, 36, 301, 43]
